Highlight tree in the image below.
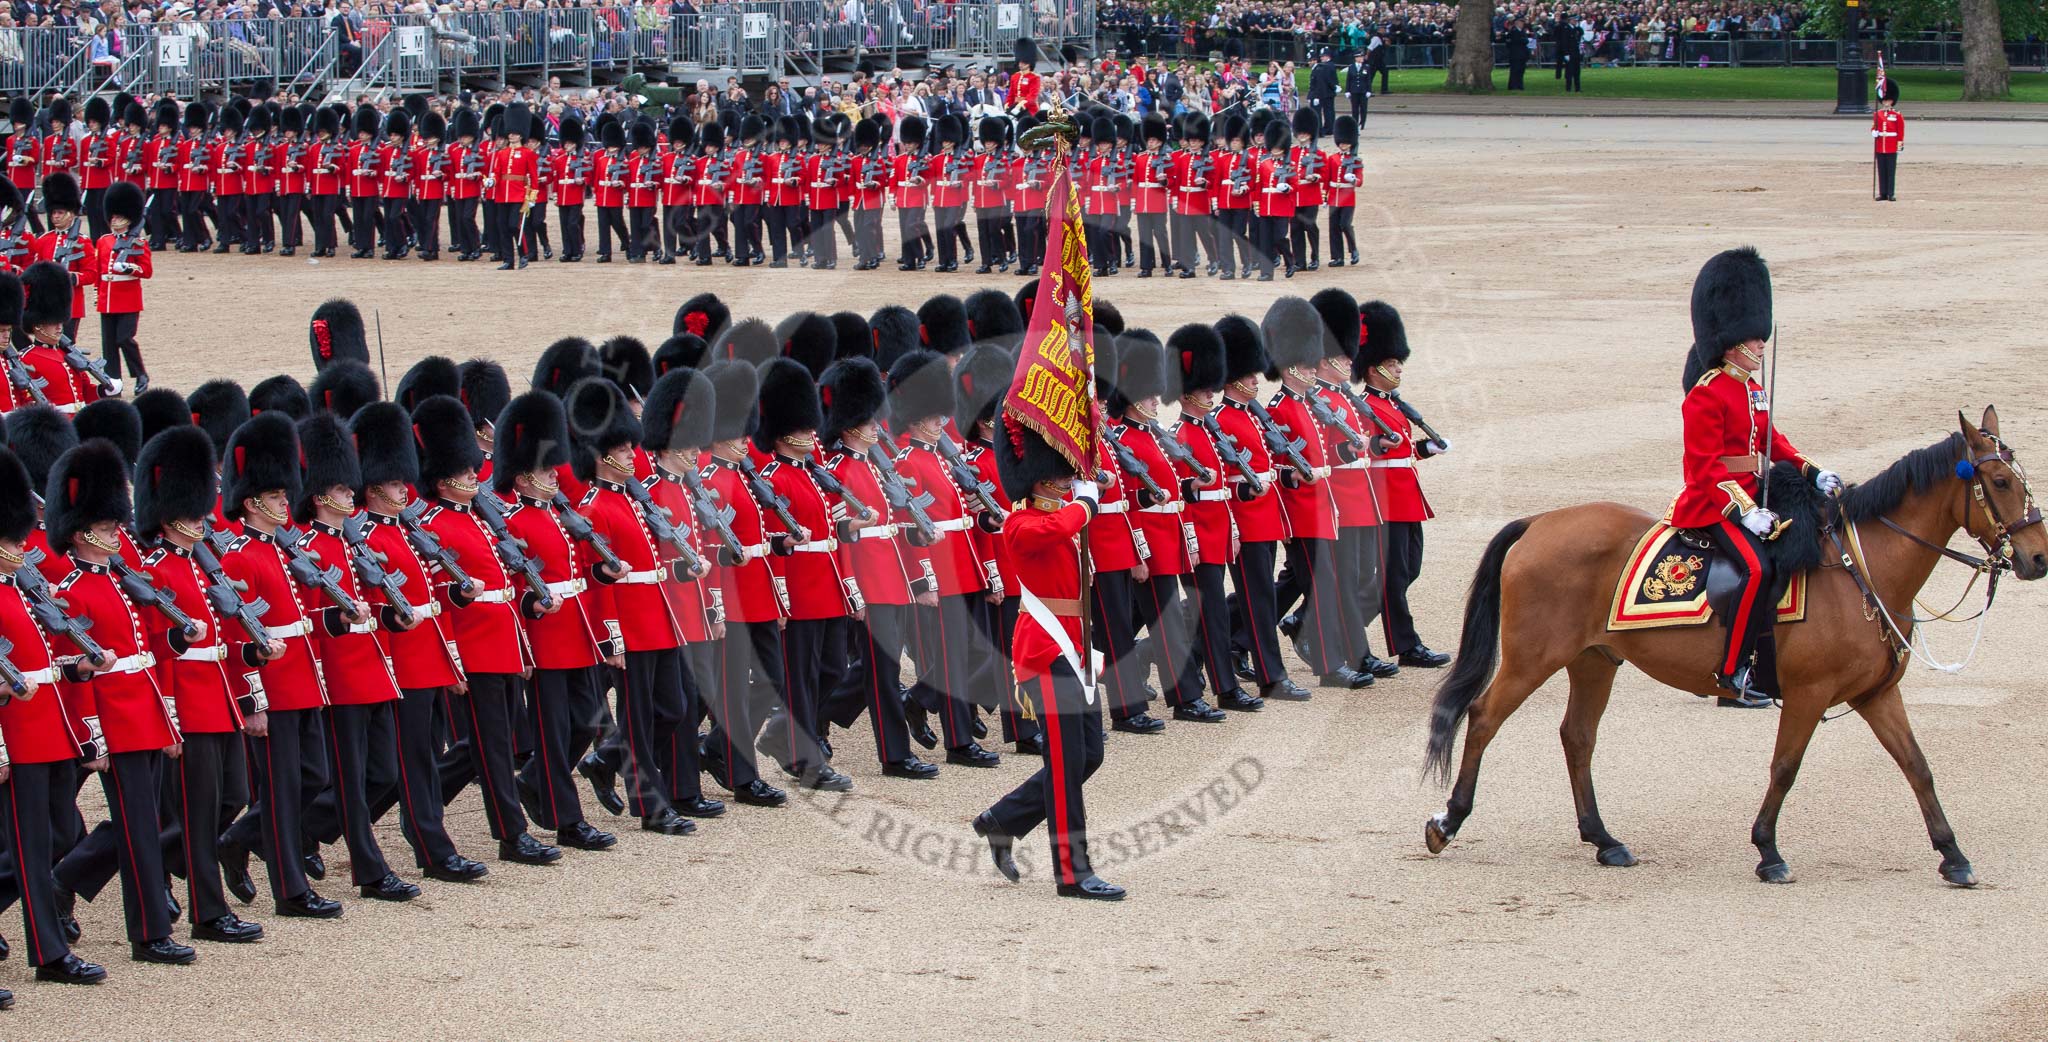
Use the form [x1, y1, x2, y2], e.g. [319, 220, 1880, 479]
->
[1803, 0, 2041, 101]
[1956, 0, 2010, 100]
[1445, 0, 1495, 92]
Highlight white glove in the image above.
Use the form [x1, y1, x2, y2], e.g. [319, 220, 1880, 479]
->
[1070, 479, 1100, 504]
[1814, 470, 1842, 495]
[1740, 507, 1778, 537]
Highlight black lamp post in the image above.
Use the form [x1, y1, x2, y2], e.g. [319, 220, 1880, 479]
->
[1835, 0, 1870, 113]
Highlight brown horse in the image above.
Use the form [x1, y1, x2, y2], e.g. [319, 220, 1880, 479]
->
[1422, 408, 2047, 886]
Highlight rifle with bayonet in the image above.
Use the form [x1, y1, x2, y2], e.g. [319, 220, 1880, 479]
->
[467, 490, 556, 612]
[340, 514, 415, 627]
[396, 500, 477, 596]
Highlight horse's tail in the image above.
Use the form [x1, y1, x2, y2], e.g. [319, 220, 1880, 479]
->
[1425, 516, 1533, 786]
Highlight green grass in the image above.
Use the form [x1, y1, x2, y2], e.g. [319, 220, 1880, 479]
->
[1298, 66, 2048, 102]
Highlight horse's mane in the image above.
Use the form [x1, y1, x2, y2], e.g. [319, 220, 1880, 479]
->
[1761, 431, 1966, 576]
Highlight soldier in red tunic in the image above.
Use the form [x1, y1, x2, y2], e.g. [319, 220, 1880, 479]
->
[1873, 80, 1904, 202]
[1169, 324, 1266, 712]
[31, 174, 99, 348]
[347, 402, 490, 885]
[955, 339, 1036, 752]
[133, 425, 272, 944]
[1355, 301, 1451, 672]
[1670, 248, 1838, 706]
[18, 261, 103, 415]
[891, 116, 932, 272]
[485, 103, 538, 270]
[93, 181, 151, 391]
[1310, 289, 1397, 680]
[411, 395, 563, 864]
[973, 420, 1123, 901]
[44, 441, 197, 962]
[1009, 38, 1045, 114]
[0, 446, 109, 987]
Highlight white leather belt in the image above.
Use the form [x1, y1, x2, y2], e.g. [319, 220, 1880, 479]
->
[619, 570, 665, 585]
[547, 579, 587, 598]
[1140, 502, 1184, 514]
[52, 402, 83, 415]
[265, 620, 311, 639]
[855, 524, 897, 540]
[1195, 489, 1231, 502]
[1370, 459, 1414, 469]
[407, 600, 442, 619]
[470, 588, 516, 604]
[1095, 501, 1127, 514]
[178, 644, 229, 663]
[19, 666, 57, 685]
[107, 652, 156, 674]
[346, 618, 377, 635]
[1333, 459, 1371, 471]
[738, 543, 770, 560]
[1255, 470, 1276, 485]
[932, 517, 974, 533]
[793, 538, 838, 553]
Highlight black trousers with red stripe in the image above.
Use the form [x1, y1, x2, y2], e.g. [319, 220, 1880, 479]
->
[1705, 517, 1775, 678]
[706, 621, 780, 790]
[0, 761, 76, 965]
[777, 618, 831, 774]
[446, 674, 529, 841]
[167, 731, 239, 925]
[1378, 520, 1425, 656]
[1132, 571, 1205, 706]
[986, 659, 1105, 887]
[910, 594, 982, 750]
[1282, 538, 1348, 676]
[519, 667, 594, 831]
[313, 702, 396, 885]
[665, 650, 706, 805]
[1089, 569, 1148, 721]
[616, 650, 686, 819]
[1336, 524, 1380, 663]
[364, 687, 461, 868]
[822, 602, 913, 765]
[57, 750, 172, 942]
[1229, 540, 1287, 685]
[1183, 563, 1249, 701]
[223, 707, 323, 902]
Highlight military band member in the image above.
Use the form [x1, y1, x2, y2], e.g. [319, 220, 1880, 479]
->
[348, 402, 490, 884]
[132, 426, 270, 944]
[0, 446, 110, 986]
[975, 421, 1123, 901]
[815, 358, 940, 778]
[45, 441, 197, 962]
[94, 181, 151, 391]
[697, 361, 789, 807]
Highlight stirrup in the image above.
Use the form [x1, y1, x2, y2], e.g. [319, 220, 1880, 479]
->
[1716, 668, 1775, 708]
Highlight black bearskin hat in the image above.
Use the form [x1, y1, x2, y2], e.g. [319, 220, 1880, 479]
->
[531, 336, 599, 398]
[853, 117, 881, 151]
[1334, 115, 1358, 148]
[1215, 314, 1268, 384]
[1089, 115, 1116, 145]
[706, 360, 760, 444]
[73, 398, 141, 466]
[565, 379, 642, 478]
[653, 333, 707, 376]
[352, 104, 380, 138]
[887, 349, 953, 426]
[1092, 299, 1125, 337]
[1141, 114, 1168, 144]
[1014, 37, 1040, 67]
[40, 172, 80, 215]
[1309, 287, 1361, 361]
[420, 110, 446, 143]
[1013, 279, 1039, 323]
[83, 96, 110, 129]
[309, 298, 371, 370]
[314, 105, 342, 139]
[1882, 79, 1901, 104]
[412, 394, 485, 492]
[697, 120, 724, 151]
[133, 386, 190, 446]
[1685, 247, 1771, 390]
[642, 368, 715, 453]
[1292, 107, 1319, 140]
[134, 426, 220, 537]
[395, 356, 461, 413]
[458, 358, 511, 433]
[953, 343, 1012, 434]
[995, 420, 1074, 505]
[598, 336, 654, 400]
[979, 116, 1006, 145]
[281, 106, 305, 137]
[492, 392, 570, 493]
[5, 403, 76, 491]
[451, 106, 479, 141]
[1261, 118, 1289, 153]
[629, 119, 656, 152]
[222, 412, 301, 520]
[829, 312, 872, 362]
[752, 358, 822, 453]
[1219, 113, 1248, 147]
[19, 262, 70, 330]
[739, 114, 766, 144]
[308, 359, 379, 420]
[0, 448, 35, 542]
[964, 289, 1026, 348]
[187, 380, 249, 461]
[45, 440, 131, 550]
[1261, 296, 1329, 376]
[0, 270, 19, 331]
[383, 109, 410, 143]
[899, 114, 927, 149]
[350, 401, 419, 490]
[1182, 113, 1211, 143]
[869, 305, 920, 370]
[1170, 324, 1228, 395]
[502, 101, 533, 141]
[294, 412, 362, 523]
[710, 317, 778, 367]
[1356, 300, 1412, 379]
[1107, 332, 1165, 418]
[104, 180, 144, 226]
[936, 114, 965, 146]
[917, 294, 971, 355]
[820, 358, 886, 443]
[666, 115, 692, 149]
[600, 117, 626, 152]
[250, 373, 311, 419]
[775, 312, 837, 379]
[559, 113, 585, 148]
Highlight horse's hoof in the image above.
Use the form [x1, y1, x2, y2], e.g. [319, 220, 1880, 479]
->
[1755, 860, 1794, 884]
[1424, 814, 1451, 855]
[1595, 843, 1638, 867]
[1940, 860, 1979, 888]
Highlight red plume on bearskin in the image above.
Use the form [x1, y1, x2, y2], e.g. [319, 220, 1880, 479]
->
[711, 317, 778, 368]
[915, 294, 970, 355]
[964, 289, 1026, 348]
[491, 392, 570, 494]
[1309, 287, 1361, 362]
[751, 358, 822, 454]
[133, 426, 218, 537]
[774, 312, 837, 380]
[868, 305, 919, 371]
[819, 358, 885, 444]
[705, 360, 760, 444]
[653, 334, 707, 376]
[222, 412, 302, 521]
[531, 337, 599, 399]
[308, 359, 380, 420]
[186, 380, 250, 462]
[995, 418, 1076, 505]
[44, 440, 131, 550]
[1355, 300, 1411, 381]
[1169, 324, 1228, 395]
[642, 368, 715, 453]
[308, 298, 371, 371]
[675, 292, 731, 342]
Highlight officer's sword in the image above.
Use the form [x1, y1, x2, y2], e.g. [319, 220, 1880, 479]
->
[1760, 324, 1789, 541]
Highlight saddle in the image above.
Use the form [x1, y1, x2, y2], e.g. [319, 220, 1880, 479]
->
[1607, 522, 1807, 632]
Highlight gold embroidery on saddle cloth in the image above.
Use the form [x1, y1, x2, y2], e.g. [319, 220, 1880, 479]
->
[1608, 523, 1807, 631]
[1643, 553, 1705, 601]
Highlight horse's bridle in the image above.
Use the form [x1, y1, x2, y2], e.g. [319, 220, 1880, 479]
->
[1873, 431, 2042, 575]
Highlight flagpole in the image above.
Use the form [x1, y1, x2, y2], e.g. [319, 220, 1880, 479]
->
[1059, 131, 1097, 690]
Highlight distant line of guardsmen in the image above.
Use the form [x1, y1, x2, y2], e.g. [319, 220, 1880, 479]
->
[0, 281, 1443, 1005]
[1, 90, 1365, 279]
